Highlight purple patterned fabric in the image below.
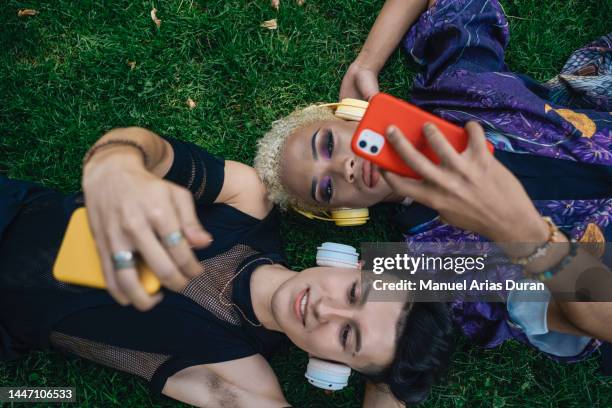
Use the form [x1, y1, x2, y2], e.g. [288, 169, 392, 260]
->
[401, 0, 611, 362]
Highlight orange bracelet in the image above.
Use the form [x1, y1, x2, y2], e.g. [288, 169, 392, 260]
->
[509, 217, 560, 266]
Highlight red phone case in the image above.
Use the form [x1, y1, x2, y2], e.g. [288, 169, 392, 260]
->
[351, 93, 494, 178]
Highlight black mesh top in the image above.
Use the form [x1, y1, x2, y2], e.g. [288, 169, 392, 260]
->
[0, 137, 288, 394]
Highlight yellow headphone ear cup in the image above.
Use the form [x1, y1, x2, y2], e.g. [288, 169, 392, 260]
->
[330, 208, 369, 227]
[294, 207, 369, 226]
[334, 98, 368, 121]
[338, 98, 369, 109]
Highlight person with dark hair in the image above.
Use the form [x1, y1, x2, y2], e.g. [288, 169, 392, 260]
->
[2, 128, 607, 407]
[378, 120, 612, 406]
[253, 0, 611, 403]
[365, 301, 453, 406]
[338, 0, 612, 381]
[0, 126, 454, 407]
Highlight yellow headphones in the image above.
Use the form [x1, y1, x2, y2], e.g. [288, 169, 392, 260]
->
[294, 207, 370, 227]
[294, 98, 370, 227]
[320, 98, 369, 121]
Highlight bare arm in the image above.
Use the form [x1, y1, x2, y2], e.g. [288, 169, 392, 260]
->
[162, 355, 290, 408]
[354, 0, 432, 73]
[220, 161, 274, 220]
[510, 231, 612, 342]
[88, 127, 271, 216]
[82, 127, 271, 310]
[381, 122, 612, 342]
[340, 0, 434, 100]
[84, 126, 173, 178]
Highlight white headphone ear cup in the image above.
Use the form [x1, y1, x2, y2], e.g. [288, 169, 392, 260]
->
[316, 242, 359, 268]
[305, 357, 351, 391]
[316, 259, 359, 268]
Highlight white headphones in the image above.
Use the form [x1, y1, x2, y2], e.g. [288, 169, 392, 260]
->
[304, 242, 359, 391]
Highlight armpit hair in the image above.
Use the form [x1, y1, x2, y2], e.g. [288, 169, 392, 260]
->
[204, 371, 238, 408]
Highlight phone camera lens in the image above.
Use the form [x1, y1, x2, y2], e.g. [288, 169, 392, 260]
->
[370, 146, 379, 154]
[359, 140, 367, 148]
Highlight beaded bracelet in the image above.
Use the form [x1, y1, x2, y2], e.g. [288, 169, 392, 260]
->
[83, 139, 149, 168]
[510, 217, 559, 266]
[532, 237, 579, 282]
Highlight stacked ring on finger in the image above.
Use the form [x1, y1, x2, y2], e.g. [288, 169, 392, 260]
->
[163, 230, 184, 247]
[112, 250, 136, 270]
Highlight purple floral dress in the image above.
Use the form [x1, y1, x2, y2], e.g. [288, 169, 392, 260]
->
[401, 0, 611, 361]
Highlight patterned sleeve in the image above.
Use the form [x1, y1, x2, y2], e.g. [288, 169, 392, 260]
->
[162, 136, 225, 206]
[402, 0, 510, 84]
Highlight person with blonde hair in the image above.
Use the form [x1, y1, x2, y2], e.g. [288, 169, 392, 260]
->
[254, 0, 612, 376]
[1, 126, 456, 407]
[255, 0, 611, 214]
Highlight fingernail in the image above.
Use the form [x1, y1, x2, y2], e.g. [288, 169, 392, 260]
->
[191, 237, 213, 249]
[186, 227, 210, 241]
[423, 123, 435, 135]
[387, 126, 397, 140]
[114, 293, 130, 306]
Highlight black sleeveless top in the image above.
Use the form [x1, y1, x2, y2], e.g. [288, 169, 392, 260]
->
[0, 137, 287, 394]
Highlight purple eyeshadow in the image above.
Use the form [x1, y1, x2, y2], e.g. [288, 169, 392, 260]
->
[319, 131, 333, 159]
[318, 176, 333, 202]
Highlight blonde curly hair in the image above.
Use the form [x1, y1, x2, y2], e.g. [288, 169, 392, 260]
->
[254, 104, 337, 211]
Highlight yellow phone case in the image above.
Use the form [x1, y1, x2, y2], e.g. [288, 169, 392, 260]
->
[53, 207, 161, 294]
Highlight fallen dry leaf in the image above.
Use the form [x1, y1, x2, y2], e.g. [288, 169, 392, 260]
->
[186, 98, 197, 109]
[18, 9, 38, 17]
[296, 0, 305, 5]
[260, 19, 278, 30]
[127, 61, 136, 70]
[150, 8, 161, 28]
[271, 0, 280, 10]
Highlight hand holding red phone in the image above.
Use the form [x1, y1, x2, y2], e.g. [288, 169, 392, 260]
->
[381, 122, 549, 243]
[352, 93, 494, 178]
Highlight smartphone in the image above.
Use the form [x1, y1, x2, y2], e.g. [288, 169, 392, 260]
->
[53, 207, 161, 294]
[351, 93, 494, 178]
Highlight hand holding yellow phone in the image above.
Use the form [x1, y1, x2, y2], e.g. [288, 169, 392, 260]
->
[53, 208, 161, 294]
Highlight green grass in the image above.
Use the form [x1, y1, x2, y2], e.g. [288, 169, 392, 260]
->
[1, 0, 611, 407]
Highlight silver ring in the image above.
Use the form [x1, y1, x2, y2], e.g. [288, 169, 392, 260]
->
[163, 230, 184, 247]
[112, 250, 136, 270]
